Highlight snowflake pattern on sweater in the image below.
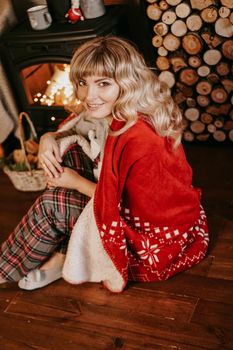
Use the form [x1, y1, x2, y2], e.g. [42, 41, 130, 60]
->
[98, 204, 209, 283]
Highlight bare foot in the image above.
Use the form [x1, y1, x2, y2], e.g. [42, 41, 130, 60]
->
[40, 252, 65, 271]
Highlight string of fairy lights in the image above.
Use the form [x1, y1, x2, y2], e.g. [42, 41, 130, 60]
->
[33, 64, 75, 107]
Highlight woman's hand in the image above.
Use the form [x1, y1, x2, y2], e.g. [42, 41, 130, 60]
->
[38, 132, 63, 178]
[47, 167, 96, 198]
[47, 167, 80, 190]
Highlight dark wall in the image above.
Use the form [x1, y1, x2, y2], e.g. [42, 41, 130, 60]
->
[12, 0, 46, 21]
[126, 0, 154, 65]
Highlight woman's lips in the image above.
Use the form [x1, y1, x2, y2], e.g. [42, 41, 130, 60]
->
[87, 103, 104, 111]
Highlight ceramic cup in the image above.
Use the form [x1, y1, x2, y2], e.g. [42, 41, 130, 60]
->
[27, 5, 52, 30]
[80, 0, 106, 19]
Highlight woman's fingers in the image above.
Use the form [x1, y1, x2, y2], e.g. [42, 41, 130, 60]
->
[42, 162, 57, 178]
[38, 132, 63, 177]
[42, 162, 61, 178]
[40, 155, 63, 178]
[53, 145, 62, 163]
[46, 182, 55, 189]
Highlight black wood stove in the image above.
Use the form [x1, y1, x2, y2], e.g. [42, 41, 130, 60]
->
[1, 6, 129, 136]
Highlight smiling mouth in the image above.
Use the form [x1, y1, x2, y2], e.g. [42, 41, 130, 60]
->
[87, 103, 104, 110]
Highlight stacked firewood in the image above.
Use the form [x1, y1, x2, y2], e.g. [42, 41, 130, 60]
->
[146, 0, 233, 142]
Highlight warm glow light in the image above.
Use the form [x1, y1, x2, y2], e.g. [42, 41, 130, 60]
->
[33, 64, 74, 107]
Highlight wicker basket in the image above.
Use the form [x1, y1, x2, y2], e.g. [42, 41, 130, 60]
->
[3, 112, 47, 192]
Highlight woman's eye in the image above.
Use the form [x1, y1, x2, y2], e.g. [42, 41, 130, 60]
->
[78, 80, 86, 86]
[99, 81, 110, 87]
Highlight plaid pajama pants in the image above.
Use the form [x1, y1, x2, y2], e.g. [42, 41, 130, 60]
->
[0, 144, 95, 281]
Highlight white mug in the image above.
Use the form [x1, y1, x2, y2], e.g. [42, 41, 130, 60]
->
[80, 0, 105, 19]
[27, 5, 52, 30]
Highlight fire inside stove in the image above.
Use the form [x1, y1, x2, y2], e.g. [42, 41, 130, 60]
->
[20, 63, 75, 107]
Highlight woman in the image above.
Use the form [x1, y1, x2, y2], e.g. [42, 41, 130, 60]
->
[0, 36, 209, 292]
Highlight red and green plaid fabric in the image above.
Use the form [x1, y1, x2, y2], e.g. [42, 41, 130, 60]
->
[0, 144, 94, 281]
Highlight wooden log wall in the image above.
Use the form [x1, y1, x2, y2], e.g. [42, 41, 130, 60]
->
[146, 0, 233, 143]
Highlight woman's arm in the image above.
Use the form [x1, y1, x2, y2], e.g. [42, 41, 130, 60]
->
[38, 129, 76, 178]
[46, 167, 97, 197]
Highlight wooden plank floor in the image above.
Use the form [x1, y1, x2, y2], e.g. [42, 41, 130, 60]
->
[0, 144, 233, 350]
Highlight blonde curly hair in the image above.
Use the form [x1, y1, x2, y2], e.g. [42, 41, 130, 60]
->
[69, 36, 183, 148]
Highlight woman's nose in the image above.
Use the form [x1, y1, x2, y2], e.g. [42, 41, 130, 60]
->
[86, 85, 98, 100]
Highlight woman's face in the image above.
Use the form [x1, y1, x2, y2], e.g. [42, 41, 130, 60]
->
[77, 75, 120, 120]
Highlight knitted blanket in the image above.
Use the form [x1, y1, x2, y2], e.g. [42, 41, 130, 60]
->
[58, 112, 108, 179]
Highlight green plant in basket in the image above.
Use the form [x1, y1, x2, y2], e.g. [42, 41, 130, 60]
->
[4, 149, 38, 172]
[3, 112, 46, 192]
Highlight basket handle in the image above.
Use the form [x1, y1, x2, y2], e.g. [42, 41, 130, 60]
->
[18, 112, 38, 172]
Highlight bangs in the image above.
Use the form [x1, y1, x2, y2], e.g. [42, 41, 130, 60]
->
[71, 47, 116, 82]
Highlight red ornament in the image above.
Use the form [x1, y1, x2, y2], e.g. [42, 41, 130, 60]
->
[65, 0, 84, 23]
